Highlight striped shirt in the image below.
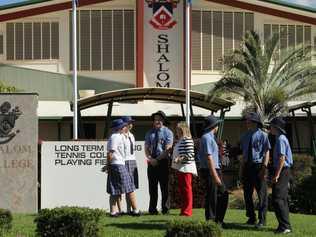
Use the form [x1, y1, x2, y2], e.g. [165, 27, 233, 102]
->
[177, 138, 195, 164]
[172, 137, 197, 175]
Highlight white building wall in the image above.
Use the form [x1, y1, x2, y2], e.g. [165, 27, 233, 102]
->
[0, 0, 136, 85]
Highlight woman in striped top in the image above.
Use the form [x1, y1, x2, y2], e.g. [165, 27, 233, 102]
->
[172, 122, 197, 216]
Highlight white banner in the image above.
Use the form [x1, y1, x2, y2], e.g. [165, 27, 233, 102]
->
[143, 0, 184, 88]
[41, 141, 156, 211]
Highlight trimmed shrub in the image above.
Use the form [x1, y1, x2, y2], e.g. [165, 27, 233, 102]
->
[0, 208, 12, 235]
[290, 154, 313, 185]
[165, 219, 221, 237]
[34, 206, 105, 237]
[288, 154, 314, 214]
[289, 165, 316, 214]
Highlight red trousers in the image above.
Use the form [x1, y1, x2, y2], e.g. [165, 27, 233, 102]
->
[177, 171, 193, 216]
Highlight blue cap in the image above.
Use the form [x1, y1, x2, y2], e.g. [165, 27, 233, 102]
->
[121, 116, 135, 124]
[204, 115, 222, 130]
[111, 119, 127, 130]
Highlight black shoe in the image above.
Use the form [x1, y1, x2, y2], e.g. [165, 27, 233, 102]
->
[130, 211, 141, 216]
[162, 210, 170, 215]
[149, 210, 159, 215]
[216, 221, 227, 229]
[246, 218, 257, 225]
[255, 221, 266, 229]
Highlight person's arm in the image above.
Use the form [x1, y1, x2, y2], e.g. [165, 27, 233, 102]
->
[272, 138, 286, 183]
[156, 129, 173, 160]
[207, 155, 222, 186]
[156, 143, 173, 160]
[259, 150, 270, 180]
[272, 155, 285, 183]
[144, 132, 152, 159]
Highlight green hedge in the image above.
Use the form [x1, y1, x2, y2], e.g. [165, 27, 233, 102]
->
[165, 219, 221, 237]
[0, 208, 12, 235]
[34, 207, 105, 237]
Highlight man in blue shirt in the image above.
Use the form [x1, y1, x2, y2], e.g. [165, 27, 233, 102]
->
[145, 111, 173, 215]
[199, 115, 228, 225]
[240, 112, 271, 227]
[270, 117, 293, 234]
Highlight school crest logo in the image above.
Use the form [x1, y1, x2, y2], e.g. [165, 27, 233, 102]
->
[0, 102, 22, 144]
[146, 0, 179, 30]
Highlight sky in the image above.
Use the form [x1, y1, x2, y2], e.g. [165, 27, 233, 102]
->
[0, 0, 315, 8]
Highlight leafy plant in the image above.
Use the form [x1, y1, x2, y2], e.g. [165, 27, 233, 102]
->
[165, 219, 221, 237]
[209, 30, 316, 122]
[0, 208, 12, 236]
[34, 206, 105, 237]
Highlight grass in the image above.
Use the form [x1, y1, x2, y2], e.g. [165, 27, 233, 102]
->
[3, 209, 316, 236]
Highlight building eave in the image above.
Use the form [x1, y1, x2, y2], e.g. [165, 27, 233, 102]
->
[258, 0, 316, 14]
[0, 0, 315, 24]
[0, 0, 112, 22]
[205, 0, 316, 25]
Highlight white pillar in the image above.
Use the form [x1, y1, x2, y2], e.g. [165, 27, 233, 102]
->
[72, 0, 78, 139]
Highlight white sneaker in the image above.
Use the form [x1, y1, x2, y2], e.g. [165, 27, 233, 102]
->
[275, 229, 292, 234]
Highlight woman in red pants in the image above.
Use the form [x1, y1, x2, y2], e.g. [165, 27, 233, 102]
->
[172, 122, 197, 216]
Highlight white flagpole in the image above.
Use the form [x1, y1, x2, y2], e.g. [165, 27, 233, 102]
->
[72, 0, 78, 139]
[185, 0, 191, 127]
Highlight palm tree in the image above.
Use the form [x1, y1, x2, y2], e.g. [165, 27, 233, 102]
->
[209, 30, 316, 122]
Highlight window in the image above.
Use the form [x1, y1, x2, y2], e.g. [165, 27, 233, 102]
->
[264, 24, 312, 56]
[6, 22, 59, 61]
[192, 11, 254, 71]
[69, 9, 135, 71]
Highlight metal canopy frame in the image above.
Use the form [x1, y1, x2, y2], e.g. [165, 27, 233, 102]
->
[77, 87, 235, 139]
[288, 101, 316, 158]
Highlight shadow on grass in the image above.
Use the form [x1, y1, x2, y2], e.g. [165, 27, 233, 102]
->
[224, 222, 274, 232]
[105, 220, 169, 231]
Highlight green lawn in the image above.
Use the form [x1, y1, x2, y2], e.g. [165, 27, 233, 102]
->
[5, 209, 316, 236]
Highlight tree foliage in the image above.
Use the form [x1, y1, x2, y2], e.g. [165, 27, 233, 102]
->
[209, 30, 316, 122]
[0, 81, 18, 93]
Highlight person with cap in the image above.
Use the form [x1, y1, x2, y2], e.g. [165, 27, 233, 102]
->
[121, 116, 140, 215]
[198, 115, 228, 225]
[269, 117, 293, 234]
[240, 112, 271, 227]
[145, 110, 174, 215]
[106, 118, 139, 217]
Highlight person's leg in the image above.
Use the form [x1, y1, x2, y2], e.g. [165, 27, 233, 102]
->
[177, 171, 185, 215]
[110, 195, 120, 216]
[215, 170, 229, 223]
[178, 172, 193, 216]
[243, 168, 256, 223]
[201, 169, 217, 221]
[127, 191, 140, 215]
[125, 194, 131, 213]
[272, 169, 291, 231]
[147, 165, 159, 214]
[200, 169, 210, 220]
[116, 195, 122, 213]
[254, 167, 268, 225]
[158, 161, 170, 214]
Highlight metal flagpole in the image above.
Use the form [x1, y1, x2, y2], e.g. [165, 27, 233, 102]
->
[185, 0, 191, 127]
[72, 0, 78, 139]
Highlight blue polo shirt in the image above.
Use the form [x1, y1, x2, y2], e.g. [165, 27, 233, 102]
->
[145, 126, 173, 158]
[273, 134, 293, 168]
[240, 128, 271, 163]
[198, 132, 220, 169]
